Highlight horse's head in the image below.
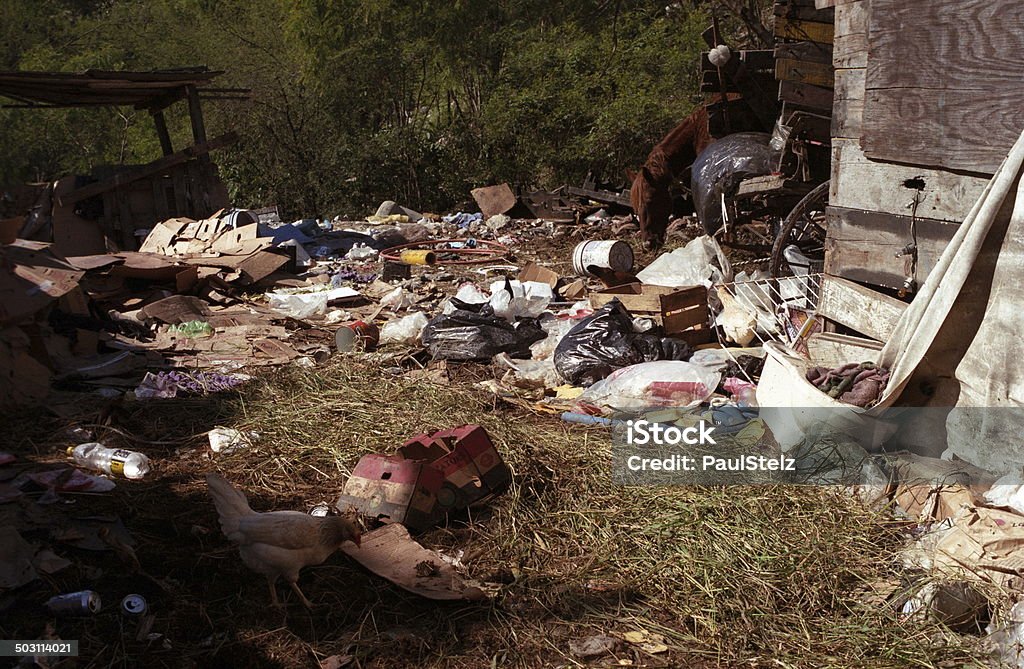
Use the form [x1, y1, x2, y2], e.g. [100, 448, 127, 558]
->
[629, 165, 672, 251]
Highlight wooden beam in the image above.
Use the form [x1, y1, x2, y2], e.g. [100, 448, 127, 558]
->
[806, 332, 882, 366]
[55, 132, 238, 207]
[775, 58, 834, 87]
[775, 41, 833, 65]
[186, 85, 207, 145]
[779, 80, 834, 110]
[833, 0, 867, 69]
[151, 110, 173, 156]
[774, 17, 834, 44]
[824, 206, 960, 291]
[817, 274, 908, 341]
[831, 68, 864, 139]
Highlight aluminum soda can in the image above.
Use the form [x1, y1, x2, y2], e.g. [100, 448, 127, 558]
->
[45, 590, 101, 616]
[121, 594, 147, 616]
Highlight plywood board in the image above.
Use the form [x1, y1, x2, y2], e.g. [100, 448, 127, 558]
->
[817, 275, 907, 341]
[861, 0, 1024, 174]
[829, 139, 989, 222]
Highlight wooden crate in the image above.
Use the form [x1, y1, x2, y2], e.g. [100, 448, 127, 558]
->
[590, 283, 712, 342]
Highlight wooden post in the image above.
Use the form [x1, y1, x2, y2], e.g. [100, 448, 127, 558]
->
[185, 84, 213, 215]
[152, 110, 174, 156]
[185, 85, 208, 145]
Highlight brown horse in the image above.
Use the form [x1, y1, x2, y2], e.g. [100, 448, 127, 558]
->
[629, 106, 715, 250]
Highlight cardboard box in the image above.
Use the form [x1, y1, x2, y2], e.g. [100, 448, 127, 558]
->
[518, 262, 559, 290]
[337, 455, 445, 532]
[590, 283, 711, 342]
[399, 424, 511, 511]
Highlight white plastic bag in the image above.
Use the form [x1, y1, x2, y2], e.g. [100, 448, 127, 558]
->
[456, 283, 489, 303]
[267, 291, 328, 319]
[267, 286, 359, 319]
[488, 279, 553, 320]
[494, 353, 562, 389]
[380, 286, 416, 310]
[379, 312, 429, 345]
[579, 361, 721, 410]
[636, 235, 733, 288]
[529, 316, 577, 361]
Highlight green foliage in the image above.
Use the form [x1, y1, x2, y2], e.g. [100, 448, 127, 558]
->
[1, 0, 734, 217]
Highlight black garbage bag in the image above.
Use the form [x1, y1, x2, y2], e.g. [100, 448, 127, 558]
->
[691, 132, 772, 235]
[422, 299, 546, 361]
[554, 299, 692, 386]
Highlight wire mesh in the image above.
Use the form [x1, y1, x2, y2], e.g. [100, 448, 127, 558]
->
[714, 272, 823, 349]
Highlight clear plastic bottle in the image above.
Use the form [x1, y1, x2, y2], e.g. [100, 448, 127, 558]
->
[68, 443, 151, 480]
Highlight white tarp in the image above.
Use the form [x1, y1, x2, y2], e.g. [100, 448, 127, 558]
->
[872, 129, 1024, 470]
[757, 128, 1024, 470]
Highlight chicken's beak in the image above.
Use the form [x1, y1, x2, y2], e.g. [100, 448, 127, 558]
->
[352, 533, 361, 548]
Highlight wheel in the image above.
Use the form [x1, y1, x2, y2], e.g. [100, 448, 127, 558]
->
[769, 180, 829, 277]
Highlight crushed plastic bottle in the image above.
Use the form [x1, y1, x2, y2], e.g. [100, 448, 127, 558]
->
[68, 443, 151, 480]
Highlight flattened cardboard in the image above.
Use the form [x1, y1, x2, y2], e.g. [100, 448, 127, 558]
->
[341, 524, 487, 601]
[0, 241, 84, 325]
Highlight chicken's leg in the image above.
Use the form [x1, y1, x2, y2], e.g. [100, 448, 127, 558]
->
[266, 576, 282, 607]
[289, 581, 314, 609]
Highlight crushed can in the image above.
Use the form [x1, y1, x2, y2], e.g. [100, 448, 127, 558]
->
[46, 590, 101, 616]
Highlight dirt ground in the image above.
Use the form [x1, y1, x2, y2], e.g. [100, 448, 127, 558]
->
[0, 221, 988, 668]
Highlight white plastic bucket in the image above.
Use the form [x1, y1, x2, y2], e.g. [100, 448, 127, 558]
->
[572, 240, 634, 277]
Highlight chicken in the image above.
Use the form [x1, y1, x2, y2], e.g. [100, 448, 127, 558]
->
[206, 473, 361, 608]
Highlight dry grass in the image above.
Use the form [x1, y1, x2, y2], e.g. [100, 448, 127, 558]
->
[0, 358, 988, 668]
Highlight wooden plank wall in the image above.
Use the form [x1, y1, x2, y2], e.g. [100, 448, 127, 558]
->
[824, 0, 993, 291]
[861, 0, 1024, 175]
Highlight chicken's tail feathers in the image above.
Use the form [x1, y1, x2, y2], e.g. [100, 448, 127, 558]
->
[206, 473, 253, 526]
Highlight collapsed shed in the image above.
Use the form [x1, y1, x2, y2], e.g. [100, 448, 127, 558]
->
[0, 67, 249, 256]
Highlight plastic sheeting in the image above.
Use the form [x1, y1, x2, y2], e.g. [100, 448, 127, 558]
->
[691, 132, 772, 235]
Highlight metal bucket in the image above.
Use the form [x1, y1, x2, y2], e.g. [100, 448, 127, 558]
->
[572, 240, 634, 277]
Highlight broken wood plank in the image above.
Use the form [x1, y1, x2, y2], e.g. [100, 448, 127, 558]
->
[818, 275, 907, 341]
[823, 205, 960, 291]
[806, 332, 883, 367]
